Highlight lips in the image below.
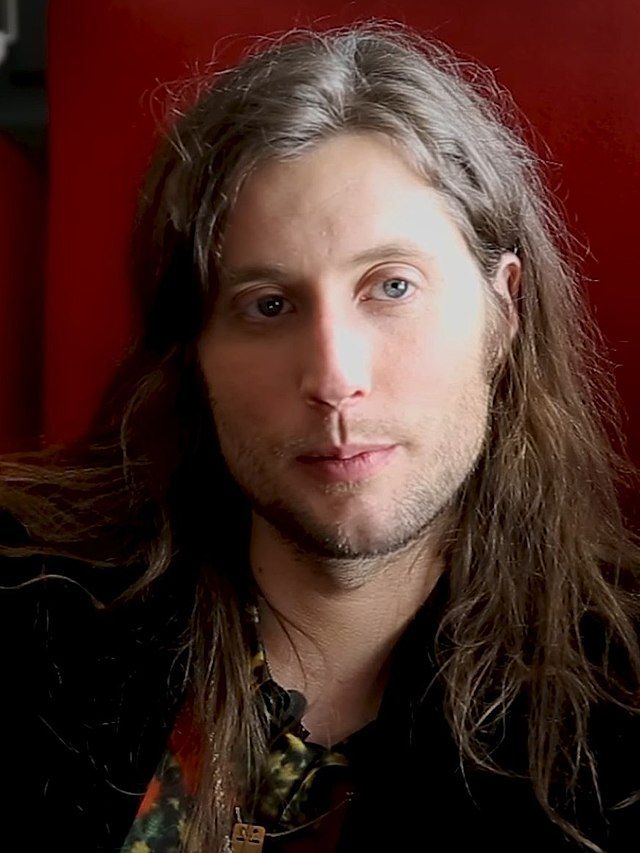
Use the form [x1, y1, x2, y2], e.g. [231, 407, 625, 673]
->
[295, 444, 398, 483]
[298, 444, 394, 461]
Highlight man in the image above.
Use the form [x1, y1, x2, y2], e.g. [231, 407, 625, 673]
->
[1, 23, 639, 853]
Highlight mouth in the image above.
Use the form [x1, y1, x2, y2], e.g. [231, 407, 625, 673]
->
[295, 444, 398, 483]
[298, 444, 395, 461]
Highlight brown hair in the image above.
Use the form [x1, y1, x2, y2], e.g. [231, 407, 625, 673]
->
[2, 22, 639, 851]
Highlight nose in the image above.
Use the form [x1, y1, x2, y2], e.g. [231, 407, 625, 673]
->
[299, 310, 372, 412]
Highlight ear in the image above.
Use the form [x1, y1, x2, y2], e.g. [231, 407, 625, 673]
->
[491, 251, 521, 342]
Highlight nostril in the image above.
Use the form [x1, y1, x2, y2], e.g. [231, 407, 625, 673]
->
[304, 390, 365, 411]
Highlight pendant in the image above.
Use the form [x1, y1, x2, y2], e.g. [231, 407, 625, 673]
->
[231, 821, 266, 851]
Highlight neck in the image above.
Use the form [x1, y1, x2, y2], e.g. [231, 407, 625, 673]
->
[249, 514, 445, 746]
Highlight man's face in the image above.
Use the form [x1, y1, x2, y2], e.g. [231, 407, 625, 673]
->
[198, 132, 514, 565]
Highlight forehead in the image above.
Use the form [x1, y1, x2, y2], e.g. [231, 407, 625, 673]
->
[219, 132, 471, 274]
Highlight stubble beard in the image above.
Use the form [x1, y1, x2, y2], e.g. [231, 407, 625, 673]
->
[210, 375, 492, 586]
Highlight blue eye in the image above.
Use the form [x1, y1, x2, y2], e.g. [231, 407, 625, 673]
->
[373, 278, 414, 299]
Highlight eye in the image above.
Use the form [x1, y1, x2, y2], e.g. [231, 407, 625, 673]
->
[368, 277, 416, 301]
[241, 293, 293, 320]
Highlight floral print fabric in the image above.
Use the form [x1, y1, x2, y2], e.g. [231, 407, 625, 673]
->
[121, 599, 374, 851]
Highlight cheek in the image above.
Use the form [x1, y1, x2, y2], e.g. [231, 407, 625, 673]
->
[379, 295, 487, 401]
[439, 277, 487, 349]
[197, 336, 290, 424]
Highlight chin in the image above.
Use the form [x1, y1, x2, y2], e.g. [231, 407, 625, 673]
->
[261, 497, 429, 562]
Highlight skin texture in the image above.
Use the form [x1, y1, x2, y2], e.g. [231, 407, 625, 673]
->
[197, 132, 520, 745]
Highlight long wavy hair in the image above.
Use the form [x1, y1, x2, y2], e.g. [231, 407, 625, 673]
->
[2, 22, 640, 852]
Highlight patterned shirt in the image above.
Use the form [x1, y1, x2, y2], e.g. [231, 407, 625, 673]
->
[120, 596, 379, 851]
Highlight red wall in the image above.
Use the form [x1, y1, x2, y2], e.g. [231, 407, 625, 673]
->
[0, 134, 44, 452]
[45, 1, 640, 467]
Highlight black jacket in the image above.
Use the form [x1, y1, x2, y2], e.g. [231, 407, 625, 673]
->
[2, 511, 639, 852]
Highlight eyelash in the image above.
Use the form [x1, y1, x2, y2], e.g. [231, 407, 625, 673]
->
[238, 277, 417, 321]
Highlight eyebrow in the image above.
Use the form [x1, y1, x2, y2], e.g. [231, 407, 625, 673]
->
[218, 241, 434, 290]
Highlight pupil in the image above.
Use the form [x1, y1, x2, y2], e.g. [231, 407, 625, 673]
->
[384, 279, 408, 297]
[258, 296, 283, 317]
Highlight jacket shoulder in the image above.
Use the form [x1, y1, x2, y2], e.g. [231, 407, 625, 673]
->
[0, 508, 193, 848]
